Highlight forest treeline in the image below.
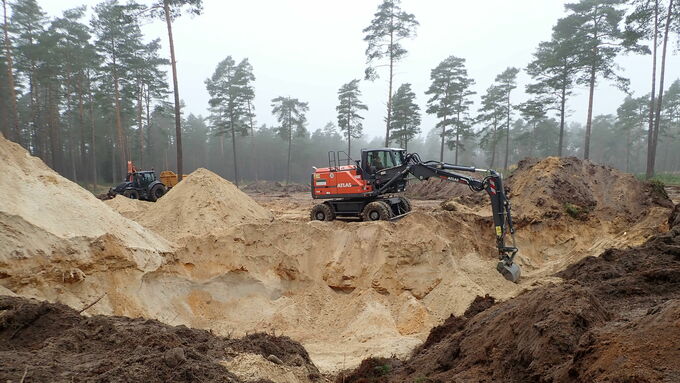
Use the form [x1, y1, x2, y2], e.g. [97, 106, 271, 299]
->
[1, 0, 680, 188]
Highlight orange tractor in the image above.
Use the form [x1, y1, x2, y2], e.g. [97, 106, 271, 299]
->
[310, 148, 521, 282]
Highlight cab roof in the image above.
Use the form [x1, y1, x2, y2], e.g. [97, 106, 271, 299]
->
[361, 148, 406, 152]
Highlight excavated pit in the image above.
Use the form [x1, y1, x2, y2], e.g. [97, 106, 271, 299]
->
[0, 134, 674, 378]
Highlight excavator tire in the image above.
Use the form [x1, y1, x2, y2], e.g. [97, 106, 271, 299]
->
[123, 189, 139, 199]
[311, 203, 335, 221]
[149, 184, 166, 202]
[361, 201, 393, 221]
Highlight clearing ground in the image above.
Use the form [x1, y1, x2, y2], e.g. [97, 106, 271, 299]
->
[0, 134, 675, 378]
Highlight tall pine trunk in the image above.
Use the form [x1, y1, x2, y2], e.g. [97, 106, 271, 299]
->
[88, 75, 97, 191]
[112, 60, 126, 179]
[384, 13, 394, 147]
[137, 80, 144, 168]
[247, 101, 258, 181]
[164, 0, 183, 182]
[439, 113, 447, 162]
[646, 0, 659, 179]
[503, 92, 511, 170]
[584, 63, 596, 160]
[230, 117, 239, 187]
[558, 73, 567, 157]
[347, 109, 351, 156]
[2, 0, 19, 143]
[651, 0, 674, 177]
[286, 111, 292, 187]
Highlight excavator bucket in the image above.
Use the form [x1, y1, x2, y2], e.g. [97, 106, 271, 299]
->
[497, 261, 521, 283]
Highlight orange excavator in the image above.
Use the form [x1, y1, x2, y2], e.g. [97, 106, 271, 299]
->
[310, 148, 521, 283]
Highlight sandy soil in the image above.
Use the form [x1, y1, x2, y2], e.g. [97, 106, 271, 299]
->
[0, 135, 674, 378]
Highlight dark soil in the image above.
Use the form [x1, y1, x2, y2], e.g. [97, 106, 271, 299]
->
[0, 296, 322, 383]
[340, 206, 680, 383]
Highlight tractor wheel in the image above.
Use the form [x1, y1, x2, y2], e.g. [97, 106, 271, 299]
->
[399, 197, 412, 213]
[361, 201, 393, 221]
[123, 189, 139, 199]
[149, 184, 166, 202]
[310, 203, 335, 221]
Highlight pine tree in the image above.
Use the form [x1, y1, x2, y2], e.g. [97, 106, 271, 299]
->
[1, 0, 19, 144]
[518, 98, 548, 157]
[425, 56, 475, 163]
[271, 96, 308, 186]
[526, 33, 580, 156]
[205, 56, 252, 187]
[616, 95, 647, 172]
[389, 83, 420, 151]
[92, 0, 144, 180]
[336, 79, 367, 156]
[363, 0, 418, 146]
[477, 85, 505, 168]
[147, 0, 203, 182]
[494, 67, 520, 171]
[558, 0, 627, 160]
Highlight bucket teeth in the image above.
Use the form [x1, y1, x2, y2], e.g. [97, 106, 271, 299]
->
[497, 261, 521, 283]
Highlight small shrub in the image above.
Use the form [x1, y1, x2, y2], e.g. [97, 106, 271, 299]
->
[564, 203, 589, 220]
[646, 179, 669, 200]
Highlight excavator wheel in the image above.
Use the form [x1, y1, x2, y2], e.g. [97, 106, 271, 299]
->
[311, 203, 336, 221]
[123, 189, 139, 199]
[149, 184, 166, 202]
[361, 201, 393, 221]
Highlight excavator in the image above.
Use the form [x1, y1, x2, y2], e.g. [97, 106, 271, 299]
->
[310, 148, 521, 283]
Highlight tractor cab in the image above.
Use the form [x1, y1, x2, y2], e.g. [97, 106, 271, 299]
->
[360, 148, 406, 175]
[132, 171, 157, 189]
[360, 148, 408, 193]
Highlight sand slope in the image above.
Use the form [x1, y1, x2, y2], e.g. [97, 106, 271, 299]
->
[136, 168, 273, 241]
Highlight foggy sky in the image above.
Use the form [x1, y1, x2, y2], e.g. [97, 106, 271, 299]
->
[41, 0, 680, 140]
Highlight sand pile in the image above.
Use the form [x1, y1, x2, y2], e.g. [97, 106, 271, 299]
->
[0, 295, 323, 383]
[339, 206, 680, 382]
[0, 135, 171, 309]
[104, 195, 152, 219]
[136, 168, 273, 241]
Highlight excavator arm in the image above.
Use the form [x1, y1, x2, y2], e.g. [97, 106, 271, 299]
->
[372, 153, 521, 283]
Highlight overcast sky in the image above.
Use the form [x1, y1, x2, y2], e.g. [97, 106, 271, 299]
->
[41, 0, 680, 139]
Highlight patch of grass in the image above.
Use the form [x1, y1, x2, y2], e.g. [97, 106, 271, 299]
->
[646, 179, 669, 200]
[564, 202, 590, 220]
[374, 363, 391, 376]
[636, 173, 680, 186]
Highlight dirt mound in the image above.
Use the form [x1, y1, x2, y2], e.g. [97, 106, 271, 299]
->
[406, 177, 475, 200]
[137, 168, 273, 241]
[506, 157, 672, 222]
[0, 295, 322, 383]
[104, 195, 152, 219]
[242, 180, 309, 193]
[341, 206, 680, 382]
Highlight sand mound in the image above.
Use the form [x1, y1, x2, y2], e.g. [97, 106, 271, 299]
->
[0, 295, 323, 383]
[340, 206, 680, 382]
[137, 168, 273, 241]
[0, 135, 171, 308]
[104, 195, 152, 219]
